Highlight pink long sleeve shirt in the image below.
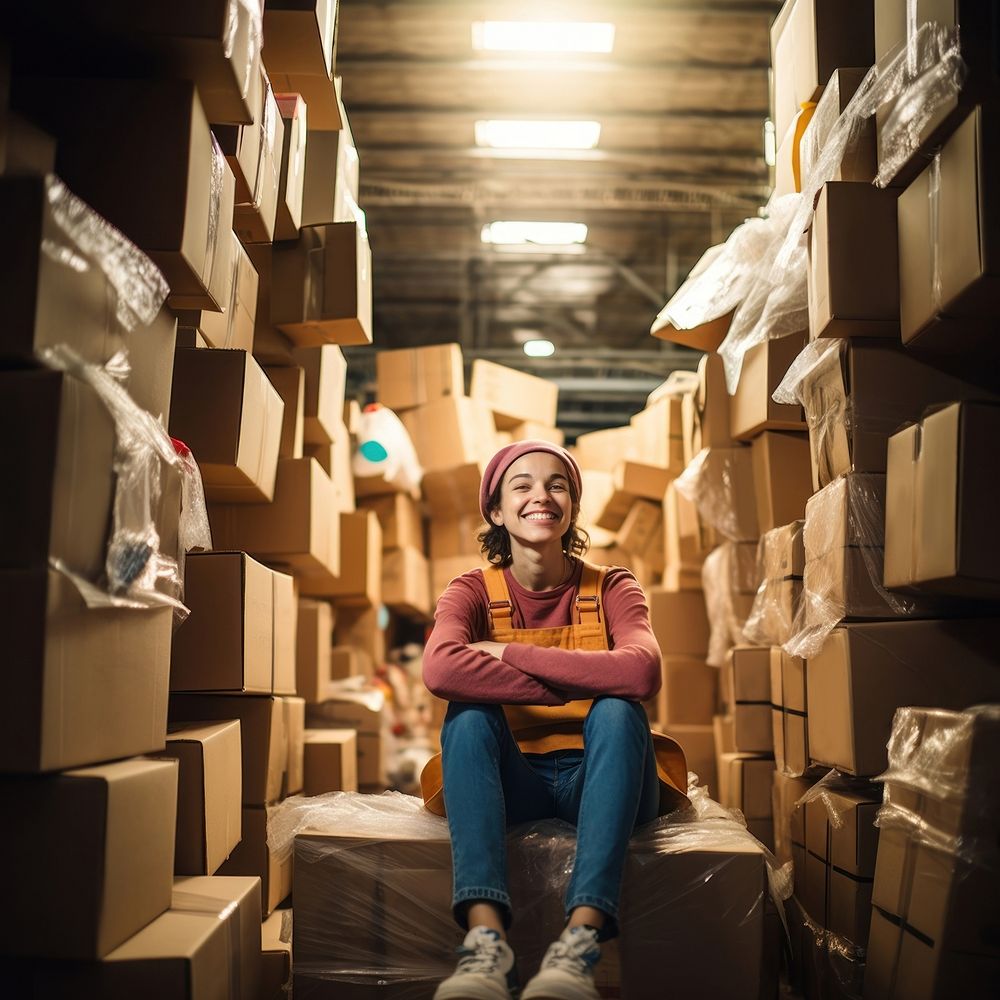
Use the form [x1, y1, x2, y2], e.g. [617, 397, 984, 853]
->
[422, 560, 662, 706]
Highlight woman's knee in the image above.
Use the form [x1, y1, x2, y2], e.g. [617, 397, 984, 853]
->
[585, 696, 646, 733]
[442, 702, 506, 743]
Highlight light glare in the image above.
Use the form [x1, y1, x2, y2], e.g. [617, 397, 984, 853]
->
[524, 339, 556, 357]
[472, 20, 615, 54]
[475, 119, 601, 150]
[481, 221, 588, 246]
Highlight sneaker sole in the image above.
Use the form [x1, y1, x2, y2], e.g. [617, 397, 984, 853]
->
[521, 975, 601, 1000]
[433, 978, 515, 1000]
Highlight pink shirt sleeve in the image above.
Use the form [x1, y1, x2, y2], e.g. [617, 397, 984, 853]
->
[500, 568, 662, 701]
[422, 572, 567, 705]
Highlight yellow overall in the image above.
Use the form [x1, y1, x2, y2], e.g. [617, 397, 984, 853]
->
[420, 561, 690, 818]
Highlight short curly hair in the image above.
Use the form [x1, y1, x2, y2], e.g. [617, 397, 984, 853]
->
[476, 475, 590, 566]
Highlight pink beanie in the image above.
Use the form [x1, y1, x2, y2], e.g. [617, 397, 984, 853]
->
[479, 440, 583, 520]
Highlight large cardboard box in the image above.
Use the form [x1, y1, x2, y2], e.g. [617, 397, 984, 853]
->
[429, 514, 484, 561]
[170, 552, 273, 694]
[261, 907, 293, 999]
[683, 352, 735, 464]
[648, 588, 710, 656]
[717, 752, 776, 848]
[0, 174, 149, 366]
[148, 721, 242, 876]
[730, 333, 806, 441]
[217, 807, 289, 916]
[0, 369, 114, 579]
[264, 365, 305, 459]
[169, 694, 288, 806]
[727, 646, 773, 753]
[274, 93, 307, 240]
[332, 604, 385, 670]
[293, 344, 347, 445]
[282, 696, 306, 797]
[303, 728, 359, 795]
[617, 500, 662, 558]
[806, 619, 1000, 775]
[26, 78, 236, 311]
[470, 359, 558, 429]
[807, 181, 900, 340]
[509, 421, 565, 446]
[209, 457, 340, 579]
[0, 569, 173, 773]
[663, 480, 714, 574]
[654, 656, 718, 726]
[383, 546, 432, 618]
[897, 106, 1000, 358]
[362, 493, 425, 552]
[403, 397, 497, 474]
[750, 431, 813, 534]
[885, 401, 1000, 598]
[572, 426, 638, 472]
[432, 555, 482, 603]
[769, 0, 875, 142]
[321, 510, 382, 605]
[683, 447, 759, 543]
[0, 758, 176, 959]
[169, 348, 284, 503]
[272, 571, 299, 696]
[629, 395, 685, 472]
[377, 343, 466, 413]
[297, 77, 357, 226]
[296, 598, 334, 704]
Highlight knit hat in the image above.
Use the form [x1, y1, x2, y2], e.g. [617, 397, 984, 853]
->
[479, 440, 583, 521]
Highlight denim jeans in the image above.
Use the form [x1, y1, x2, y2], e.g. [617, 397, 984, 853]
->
[440, 697, 660, 941]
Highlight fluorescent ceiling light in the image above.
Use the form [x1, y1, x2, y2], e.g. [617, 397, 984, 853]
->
[475, 119, 601, 150]
[472, 21, 615, 54]
[524, 339, 556, 357]
[763, 120, 776, 168]
[481, 221, 588, 246]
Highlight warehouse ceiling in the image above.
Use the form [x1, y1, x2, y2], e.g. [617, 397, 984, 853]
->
[339, 0, 780, 435]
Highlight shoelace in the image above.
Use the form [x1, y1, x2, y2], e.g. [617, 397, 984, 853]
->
[455, 938, 505, 975]
[542, 935, 598, 976]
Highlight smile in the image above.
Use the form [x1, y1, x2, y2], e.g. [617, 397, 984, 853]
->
[523, 511, 559, 521]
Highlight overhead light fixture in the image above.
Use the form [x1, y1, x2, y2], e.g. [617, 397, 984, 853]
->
[763, 120, 777, 168]
[523, 339, 555, 357]
[475, 119, 601, 150]
[481, 221, 588, 246]
[472, 20, 615, 54]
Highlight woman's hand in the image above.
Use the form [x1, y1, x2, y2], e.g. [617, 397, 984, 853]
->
[467, 640, 508, 660]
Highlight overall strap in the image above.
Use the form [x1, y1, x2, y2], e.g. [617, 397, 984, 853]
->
[480, 565, 514, 632]
[575, 562, 609, 626]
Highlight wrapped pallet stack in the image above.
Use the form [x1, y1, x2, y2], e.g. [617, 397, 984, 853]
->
[649, 1, 1000, 996]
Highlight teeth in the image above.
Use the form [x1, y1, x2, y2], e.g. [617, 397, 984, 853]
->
[525, 512, 557, 520]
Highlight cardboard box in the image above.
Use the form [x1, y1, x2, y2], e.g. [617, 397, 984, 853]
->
[769, 0, 875, 142]
[210, 457, 340, 579]
[169, 694, 288, 805]
[685, 447, 760, 543]
[219, 806, 292, 917]
[0, 569, 173, 773]
[332, 604, 385, 668]
[272, 571, 298, 696]
[663, 479, 714, 572]
[730, 333, 806, 440]
[376, 343, 466, 413]
[282, 696, 305, 796]
[169, 348, 284, 503]
[885, 402, 1000, 598]
[718, 752, 775, 821]
[617, 500, 662, 558]
[293, 345, 347, 445]
[432, 555, 483, 603]
[27, 78, 236, 311]
[668, 722, 717, 797]
[219, 66, 283, 244]
[296, 598, 334, 703]
[771, 771, 812, 867]
[403, 396, 497, 474]
[629, 395, 685, 472]
[429, 514, 485, 561]
[361, 493, 425, 552]
[0, 174, 148, 366]
[148, 721, 242, 876]
[307, 418, 355, 512]
[261, 907, 292, 999]
[383, 546, 431, 618]
[265, 365, 305, 459]
[807, 619, 1000, 775]
[727, 647, 773, 752]
[0, 758, 177, 958]
[170, 552, 274, 694]
[750, 431, 813, 534]
[470, 359, 558, 429]
[572, 426, 638, 472]
[648, 588, 710, 656]
[0, 369, 114, 578]
[303, 728, 358, 795]
[274, 93, 307, 239]
[126, 305, 179, 425]
[683, 352, 735, 465]
[330, 645, 372, 681]
[321, 510, 382, 605]
[799, 67, 877, 185]
[509, 421, 565, 446]
[656, 656, 718, 726]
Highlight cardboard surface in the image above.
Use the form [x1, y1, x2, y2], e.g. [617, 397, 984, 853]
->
[629, 395, 685, 473]
[282, 696, 306, 797]
[751, 431, 813, 534]
[303, 728, 359, 795]
[654, 656, 719, 727]
[361, 493, 425, 552]
[274, 93, 307, 239]
[149, 721, 242, 876]
[170, 349, 284, 503]
[573, 426, 639, 472]
[272, 571, 299, 696]
[402, 396, 497, 474]
[169, 694, 288, 806]
[293, 344, 347, 445]
[376, 343, 465, 413]
[1, 569, 173, 772]
[170, 552, 274, 694]
[0, 758, 177, 958]
[799, 67, 877, 184]
[322, 510, 383, 605]
[296, 598, 334, 704]
[265, 365, 306, 460]
[469, 359, 558, 429]
[730, 333, 807, 440]
[382, 545, 431, 618]
[648, 587, 711, 657]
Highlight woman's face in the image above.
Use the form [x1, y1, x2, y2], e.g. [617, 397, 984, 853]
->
[489, 451, 574, 549]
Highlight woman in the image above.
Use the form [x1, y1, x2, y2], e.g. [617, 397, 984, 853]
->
[420, 441, 689, 1000]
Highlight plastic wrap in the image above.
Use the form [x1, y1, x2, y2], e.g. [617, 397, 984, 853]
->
[40, 345, 209, 616]
[701, 543, 757, 668]
[225, 0, 264, 102]
[799, 906, 866, 1000]
[645, 369, 698, 408]
[674, 447, 758, 543]
[205, 135, 227, 298]
[874, 705, 1000, 871]
[352, 403, 423, 496]
[275, 780, 790, 998]
[44, 174, 169, 334]
[783, 473, 927, 659]
[744, 521, 804, 647]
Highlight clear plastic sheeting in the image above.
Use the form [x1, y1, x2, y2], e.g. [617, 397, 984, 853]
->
[44, 174, 169, 334]
[352, 404, 423, 496]
[874, 705, 1000, 871]
[675, 447, 758, 543]
[645, 369, 698, 408]
[701, 543, 756, 668]
[225, 0, 264, 101]
[744, 521, 803, 647]
[800, 906, 866, 1000]
[40, 345, 207, 616]
[795, 768, 873, 832]
[278, 781, 789, 999]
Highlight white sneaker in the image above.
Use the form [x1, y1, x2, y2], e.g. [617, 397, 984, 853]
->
[521, 925, 601, 1000]
[434, 925, 519, 1000]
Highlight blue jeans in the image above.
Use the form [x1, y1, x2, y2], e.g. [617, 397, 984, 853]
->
[440, 697, 660, 941]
